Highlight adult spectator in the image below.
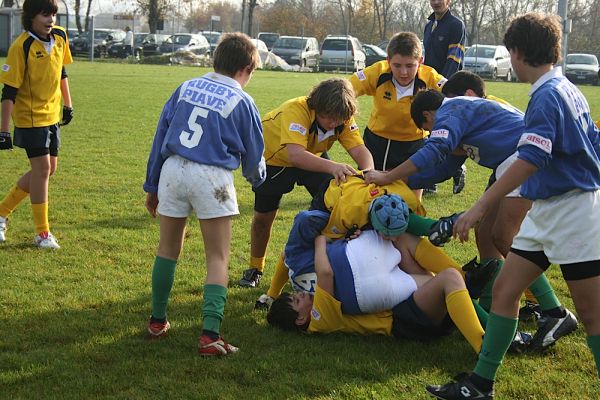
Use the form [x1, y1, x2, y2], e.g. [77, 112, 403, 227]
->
[123, 26, 133, 57]
[423, 0, 466, 78]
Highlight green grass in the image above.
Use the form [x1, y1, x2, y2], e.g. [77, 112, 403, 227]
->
[1, 60, 600, 399]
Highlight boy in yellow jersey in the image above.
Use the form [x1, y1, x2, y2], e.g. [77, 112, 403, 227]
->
[239, 78, 374, 288]
[267, 209, 529, 353]
[348, 31, 463, 196]
[0, 0, 73, 248]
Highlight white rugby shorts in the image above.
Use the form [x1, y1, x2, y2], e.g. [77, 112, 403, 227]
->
[157, 155, 239, 219]
[346, 230, 418, 313]
[495, 152, 522, 197]
[512, 189, 600, 264]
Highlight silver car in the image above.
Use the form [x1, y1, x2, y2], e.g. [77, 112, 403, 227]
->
[463, 45, 513, 81]
[565, 53, 600, 86]
[271, 36, 320, 70]
[319, 35, 366, 72]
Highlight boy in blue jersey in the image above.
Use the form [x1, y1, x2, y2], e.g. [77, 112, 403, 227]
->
[426, 13, 600, 399]
[143, 32, 266, 356]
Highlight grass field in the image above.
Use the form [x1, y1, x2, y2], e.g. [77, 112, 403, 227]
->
[1, 59, 600, 399]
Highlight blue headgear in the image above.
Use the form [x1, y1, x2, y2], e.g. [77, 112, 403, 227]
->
[369, 194, 409, 237]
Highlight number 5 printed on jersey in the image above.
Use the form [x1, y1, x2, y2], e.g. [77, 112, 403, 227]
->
[180, 106, 209, 148]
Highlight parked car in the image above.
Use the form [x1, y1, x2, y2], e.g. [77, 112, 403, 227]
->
[200, 31, 222, 53]
[363, 44, 387, 67]
[565, 53, 600, 85]
[108, 32, 148, 59]
[159, 33, 210, 55]
[250, 38, 268, 53]
[141, 34, 170, 57]
[257, 32, 280, 51]
[463, 44, 513, 81]
[319, 35, 366, 72]
[71, 29, 126, 58]
[271, 36, 319, 70]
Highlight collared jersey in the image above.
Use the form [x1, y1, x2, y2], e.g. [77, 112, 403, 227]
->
[517, 68, 600, 200]
[322, 175, 426, 239]
[307, 285, 393, 336]
[349, 61, 447, 142]
[1, 27, 73, 128]
[262, 96, 363, 167]
[144, 72, 266, 193]
[423, 9, 466, 77]
[409, 96, 525, 172]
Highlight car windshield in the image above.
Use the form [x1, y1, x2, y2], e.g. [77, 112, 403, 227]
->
[134, 34, 147, 45]
[566, 55, 598, 65]
[465, 46, 496, 58]
[94, 31, 112, 40]
[173, 35, 191, 45]
[274, 38, 306, 50]
[203, 33, 220, 44]
[322, 39, 352, 51]
[366, 45, 386, 56]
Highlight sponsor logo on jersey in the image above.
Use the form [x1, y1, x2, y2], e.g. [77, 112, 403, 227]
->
[518, 132, 552, 154]
[1, 64, 9, 72]
[311, 308, 321, 320]
[431, 129, 449, 139]
[369, 189, 380, 197]
[437, 77, 448, 88]
[289, 123, 307, 135]
[357, 70, 366, 81]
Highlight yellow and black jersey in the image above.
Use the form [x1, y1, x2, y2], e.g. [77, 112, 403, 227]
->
[262, 96, 364, 167]
[321, 175, 426, 240]
[307, 285, 393, 336]
[349, 61, 446, 142]
[0, 26, 72, 128]
[596, 119, 599, 129]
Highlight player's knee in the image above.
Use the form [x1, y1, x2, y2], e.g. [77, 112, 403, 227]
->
[439, 268, 464, 288]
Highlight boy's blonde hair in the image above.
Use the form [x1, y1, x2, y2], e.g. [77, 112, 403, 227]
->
[213, 32, 260, 77]
[386, 32, 422, 59]
[503, 13, 562, 67]
[306, 78, 357, 122]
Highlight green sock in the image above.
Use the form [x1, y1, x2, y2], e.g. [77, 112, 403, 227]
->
[407, 212, 438, 236]
[474, 312, 518, 381]
[478, 259, 504, 311]
[202, 284, 227, 335]
[473, 300, 489, 328]
[527, 273, 561, 310]
[587, 335, 600, 377]
[151, 256, 177, 320]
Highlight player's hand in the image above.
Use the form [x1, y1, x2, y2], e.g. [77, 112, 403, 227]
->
[331, 163, 357, 185]
[61, 106, 74, 126]
[145, 192, 159, 218]
[453, 202, 486, 243]
[0, 132, 12, 150]
[364, 169, 389, 185]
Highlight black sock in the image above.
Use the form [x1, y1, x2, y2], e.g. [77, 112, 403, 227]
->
[469, 373, 494, 392]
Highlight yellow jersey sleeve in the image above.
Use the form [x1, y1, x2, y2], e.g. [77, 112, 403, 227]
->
[337, 116, 364, 151]
[1, 32, 28, 89]
[595, 119, 599, 129]
[308, 285, 393, 336]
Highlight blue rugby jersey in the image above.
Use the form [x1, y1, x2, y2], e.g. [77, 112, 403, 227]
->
[517, 67, 600, 200]
[409, 96, 525, 172]
[144, 72, 266, 193]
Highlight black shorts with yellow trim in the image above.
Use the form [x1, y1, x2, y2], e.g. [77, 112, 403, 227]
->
[363, 127, 424, 171]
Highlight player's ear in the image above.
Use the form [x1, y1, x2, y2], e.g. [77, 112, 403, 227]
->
[464, 89, 478, 97]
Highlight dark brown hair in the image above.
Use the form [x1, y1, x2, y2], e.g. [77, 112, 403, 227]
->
[266, 293, 310, 332]
[442, 70, 486, 98]
[212, 32, 260, 77]
[306, 78, 357, 122]
[503, 13, 562, 67]
[22, 0, 58, 31]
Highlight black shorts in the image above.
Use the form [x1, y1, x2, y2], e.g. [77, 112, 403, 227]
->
[391, 294, 454, 341]
[14, 124, 60, 158]
[363, 127, 424, 171]
[253, 165, 333, 213]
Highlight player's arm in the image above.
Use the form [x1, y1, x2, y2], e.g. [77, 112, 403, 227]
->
[60, 72, 73, 125]
[0, 87, 16, 150]
[454, 158, 537, 242]
[286, 143, 357, 184]
[314, 235, 334, 296]
[365, 158, 419, 186]
[347, 144, 375, 171]
[240, 103, 266, 188]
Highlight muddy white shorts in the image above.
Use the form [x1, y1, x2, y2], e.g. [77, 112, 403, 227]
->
[157, 155, 239, 219]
